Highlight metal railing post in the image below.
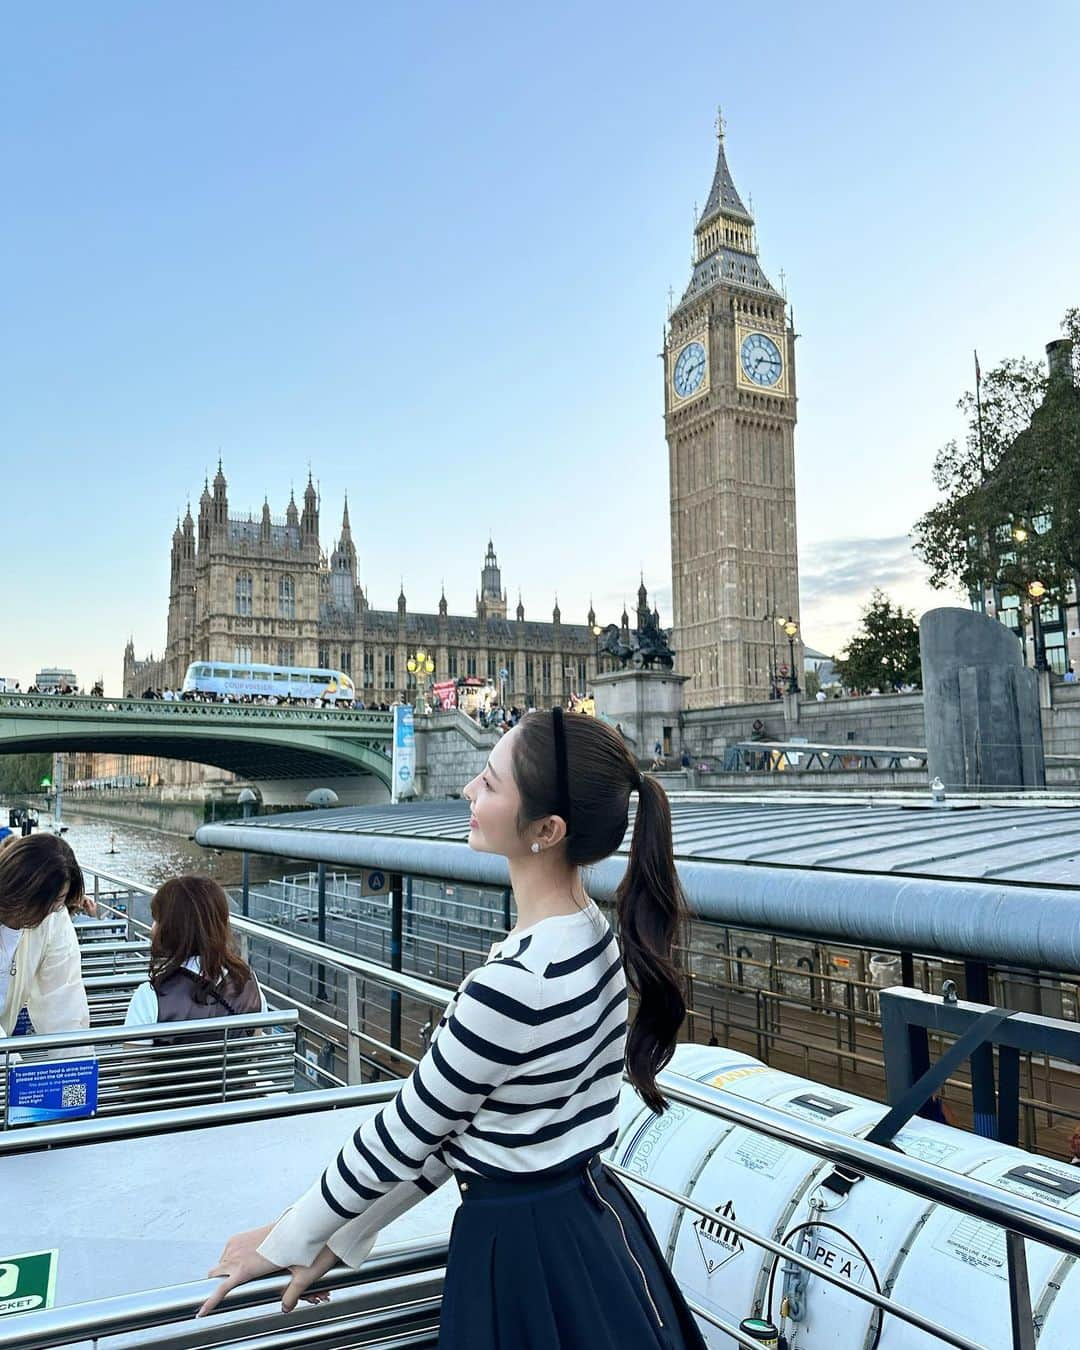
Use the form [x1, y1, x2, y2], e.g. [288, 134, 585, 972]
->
[316, 862, 328, 1002]
[1006, 1231, 1037, 1350]
[965, 959, 998, 1137]
[346, 973, 362, 1084]
[390, 873, 403, 1051]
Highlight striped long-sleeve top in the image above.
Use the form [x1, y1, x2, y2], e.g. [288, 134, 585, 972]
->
[258, 898, 628, 1269]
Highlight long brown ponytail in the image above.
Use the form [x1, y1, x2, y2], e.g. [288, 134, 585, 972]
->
[615, 773, 688, 1113]
[511, 711, 689, 1114]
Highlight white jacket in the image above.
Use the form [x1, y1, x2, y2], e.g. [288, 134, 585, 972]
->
[0, 908, 91, 1038]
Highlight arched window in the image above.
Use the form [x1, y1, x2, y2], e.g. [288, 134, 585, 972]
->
[235, 573, 253, 617]
[278, 575, 295, 619]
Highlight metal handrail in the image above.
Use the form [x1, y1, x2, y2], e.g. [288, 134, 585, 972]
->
[0, 1079, 401, 1155]
[91, 868, 451, 1006]
[0, 1243, 447, 1350]
[0, 1007, 297, 1056]
[192, 824, 1080, 970]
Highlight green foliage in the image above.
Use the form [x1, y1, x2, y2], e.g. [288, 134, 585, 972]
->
[834, 590, 921, 693]
[0, 753, 52, 798]
[912, 308, 1080, 602]
[804, 669, 822, 698]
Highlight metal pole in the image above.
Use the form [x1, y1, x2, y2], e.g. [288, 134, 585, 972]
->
[390, 872, 404, 1051]
[316, 862, 327, 1003]
[965, 960, 997, 1137]
[900, 950, 931, 1084]
[1032, 601, 1047, 672]
[1006, 1230, 1037, 1350]
[240, 794, 253, 918]
[53, 751, 63, 831]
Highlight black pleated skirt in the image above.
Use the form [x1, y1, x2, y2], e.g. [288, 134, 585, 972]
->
[437, 1155, 708, 1349]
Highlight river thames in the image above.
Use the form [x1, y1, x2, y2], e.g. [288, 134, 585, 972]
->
[44, 808, 288, 891]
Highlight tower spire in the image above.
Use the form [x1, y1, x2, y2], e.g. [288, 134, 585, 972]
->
[675, 113, 778, 305]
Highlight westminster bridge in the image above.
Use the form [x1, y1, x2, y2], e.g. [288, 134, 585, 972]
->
[0, 692, 395, 785]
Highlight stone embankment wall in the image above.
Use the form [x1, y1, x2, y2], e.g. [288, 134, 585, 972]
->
[414, 710, 498, 799]
[63, 792, 210, 836]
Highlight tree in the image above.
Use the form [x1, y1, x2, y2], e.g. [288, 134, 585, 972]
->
[912, 308, 1080, 603]
[834, 590, 921, 692]
[0, 753, 52, 798]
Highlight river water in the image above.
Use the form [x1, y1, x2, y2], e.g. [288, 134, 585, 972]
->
[42, 809, 292, 891]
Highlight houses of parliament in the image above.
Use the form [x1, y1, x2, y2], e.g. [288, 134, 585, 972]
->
[125, 114, 802, 717]
[124, 463, 660, 709]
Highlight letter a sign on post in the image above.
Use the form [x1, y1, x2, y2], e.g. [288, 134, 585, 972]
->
[391, 704, 416, 804]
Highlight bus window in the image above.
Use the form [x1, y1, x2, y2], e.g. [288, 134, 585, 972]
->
[235, 671, 252, 681]
[213, 668, 231, 679]
[273, 671, 289, 682]
[197, 665, 211, 677]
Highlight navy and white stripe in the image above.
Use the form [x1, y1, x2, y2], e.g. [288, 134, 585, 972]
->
[259, 900, 627, 1267]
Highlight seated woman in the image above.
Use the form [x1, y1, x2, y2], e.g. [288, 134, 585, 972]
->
[0, 833, 91, 1038]
[124, 876, 264, 1028]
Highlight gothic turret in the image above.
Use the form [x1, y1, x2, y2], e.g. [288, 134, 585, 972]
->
[477, 539, 507, 621]
[286, 488, 299, 528]
[636, 576, 650, 631]
[438, 587, 448, 618]
[330, 495, 358, 612]
[397, 582, 407, 618]
[552, 596, 561, 625]
[516, 593, 525, 623]
[301, 472, 319, 546]
[212, 458, 228, 530]
[198, 478, 212, 549]
[587, 600, 596, 630]
[260, 498, 272, 543]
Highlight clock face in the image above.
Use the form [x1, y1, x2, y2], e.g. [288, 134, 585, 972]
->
[673, 340, 707, 399]
[740, 332, 783, 387]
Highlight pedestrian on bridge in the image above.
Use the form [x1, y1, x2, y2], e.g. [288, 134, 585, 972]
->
[200, 708, 706, 1348]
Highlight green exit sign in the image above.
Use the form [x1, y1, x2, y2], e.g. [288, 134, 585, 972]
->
[40, 777, 51, 788]
[0, 1248, 57, 1317]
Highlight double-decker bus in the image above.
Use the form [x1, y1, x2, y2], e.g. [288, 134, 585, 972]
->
[181, 662, 355, 704]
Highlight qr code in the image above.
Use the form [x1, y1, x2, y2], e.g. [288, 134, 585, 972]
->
[61, 1082, 88, 1109]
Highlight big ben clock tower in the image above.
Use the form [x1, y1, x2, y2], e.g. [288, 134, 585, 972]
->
[666, 114, 801, 708]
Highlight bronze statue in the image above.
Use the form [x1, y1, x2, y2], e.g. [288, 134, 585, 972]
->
[597, 619, 675, 670]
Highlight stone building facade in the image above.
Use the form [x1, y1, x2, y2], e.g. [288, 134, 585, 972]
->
[125, 462, 663, 712]
[665, 117, 802, 708]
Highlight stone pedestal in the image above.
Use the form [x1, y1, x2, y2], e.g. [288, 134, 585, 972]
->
[921, 607, 1045, 791]
[593, 669, 690, 762]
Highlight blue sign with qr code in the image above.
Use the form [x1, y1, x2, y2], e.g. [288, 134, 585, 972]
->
[7, 1058, 98, 1126]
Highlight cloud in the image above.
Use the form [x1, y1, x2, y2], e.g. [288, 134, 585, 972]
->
[799, 535, 965, 657]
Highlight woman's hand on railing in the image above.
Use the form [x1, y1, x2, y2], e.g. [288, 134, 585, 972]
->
[198, 1224, 336, 1316]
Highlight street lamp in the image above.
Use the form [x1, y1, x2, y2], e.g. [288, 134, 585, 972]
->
[782, 617, 800, 694]
[1028, 579, 1048, 672]
[406, 649, 435, 715]
[592, 624, 605, 678]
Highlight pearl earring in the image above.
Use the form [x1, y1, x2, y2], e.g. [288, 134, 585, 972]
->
[531, 842, 541, 854]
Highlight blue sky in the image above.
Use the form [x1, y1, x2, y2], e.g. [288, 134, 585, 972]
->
[2, 1, 1077, 690]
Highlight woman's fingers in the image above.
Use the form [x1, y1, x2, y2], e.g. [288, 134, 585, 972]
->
[197, 1273, 241, 1318]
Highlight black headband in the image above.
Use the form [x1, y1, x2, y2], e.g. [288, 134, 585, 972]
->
[551, 706, 572, 834]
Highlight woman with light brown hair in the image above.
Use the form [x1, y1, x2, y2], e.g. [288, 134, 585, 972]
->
[124, 875, 263, 1027]
[0, 832, 90, 1037]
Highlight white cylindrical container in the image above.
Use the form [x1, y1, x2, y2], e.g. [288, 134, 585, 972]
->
[611, 1046, 1080, 1349]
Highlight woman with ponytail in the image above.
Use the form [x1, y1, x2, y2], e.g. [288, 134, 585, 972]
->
[201, 708, 706, 1349]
